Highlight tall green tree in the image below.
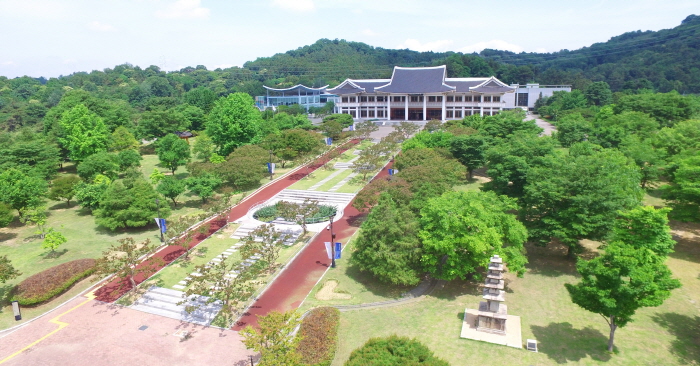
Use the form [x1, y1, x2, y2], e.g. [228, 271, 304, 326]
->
[662, 154, 700, 222]
[109, 126, 139, 152]
[155, 134, 191, 174]
[0, 203, 14, 228]
[186, 173, 221, 203]
[116, 149, 143, 171]
[521, 145, 643, 256]
[419, 191, 528, 281]
[48, 175, 81, 207]
[77, 151, 119, 181]
[351, 193, 423, 286]
[206, 92, 262, 156]
[95, 178, 170, 230]
[0, 168, 48, 218]
[449, 134, 487, 179]
[566, 206, 680, 352]
[584, 81, 613, 106]
[74, 174, 111, 212]
[156, 176, 186, 206]
[58, 104, 110, 162]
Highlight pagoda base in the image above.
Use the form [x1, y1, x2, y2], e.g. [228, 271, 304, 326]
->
[460, 308, 522, 349]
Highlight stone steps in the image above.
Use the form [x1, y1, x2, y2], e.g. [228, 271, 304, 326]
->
[130, 286, 223, 326]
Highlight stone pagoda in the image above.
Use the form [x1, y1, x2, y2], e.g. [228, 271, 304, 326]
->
[460, 254, 522, 348]
[478, 255, 507, 334]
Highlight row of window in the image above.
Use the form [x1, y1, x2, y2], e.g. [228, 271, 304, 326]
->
[339, 95, 501, 103]
[339, 108, 500, 119]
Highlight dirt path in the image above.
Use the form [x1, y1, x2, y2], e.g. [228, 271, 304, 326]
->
[232, 163, 392, 330]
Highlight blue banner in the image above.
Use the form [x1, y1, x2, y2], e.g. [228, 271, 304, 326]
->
[388, 169, 393, 176]
[335, 242, 342, 259]
[325, 137, 332, 146]
[160, 218, 167, 233]
[267, 162, 275, 174]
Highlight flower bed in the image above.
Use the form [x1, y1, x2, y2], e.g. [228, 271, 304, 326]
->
[13, 259, 96, 306]
[297, 307, 340, 366]
[253, 203, 337, 223]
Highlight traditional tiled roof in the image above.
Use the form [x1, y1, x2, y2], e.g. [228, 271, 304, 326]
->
[327, 79, 390, 95]
[375, 66, 455, 93]
[468, 77, 516, 94]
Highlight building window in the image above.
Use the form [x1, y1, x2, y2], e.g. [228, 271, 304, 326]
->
[368, 96, 375, 102]
[484, 96, 492, 102]
[350, 110, 356, 118]
[493, 96, 501, 102]
[360, 96, 367, 102]
[446, 110, 454, 118]
[436, 96, 442, 102]
[342, 97, 348, 103]
[474, 96, 481, 102]
[465, 96, 472, 102]
[447, 96, 454, 102]
[360, 109, 367, 118]
[410, 95, 420, 102]
[350, 97, 356, 103]
[377, 110, 385, 117]
[455, 110, 462, 118]
[455, 96, 463, 102]
[369, 110, 375, 118]
[377, 96, 385, 102]
[428, 96, 436, 102]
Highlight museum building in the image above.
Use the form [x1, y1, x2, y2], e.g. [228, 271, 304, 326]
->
[327, 65, 516, 121]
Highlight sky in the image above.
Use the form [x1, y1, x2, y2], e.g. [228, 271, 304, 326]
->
[0, 0, 698, 78]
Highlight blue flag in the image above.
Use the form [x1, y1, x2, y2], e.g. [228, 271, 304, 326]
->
[326, 137, 332, 146]
[267, 162, 275, 174]
[388, 169, 393, 176]
[160, 218, 167, 233]
[334, 242, 342, 259]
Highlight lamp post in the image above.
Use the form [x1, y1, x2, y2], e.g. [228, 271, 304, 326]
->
[328, 214, 337, 268]
[155, 198, 164, 243]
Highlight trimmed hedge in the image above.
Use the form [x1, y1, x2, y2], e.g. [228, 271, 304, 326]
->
[345, 335, 450, 366]
[13, 259, 96, 306]
[297, 307, 340, 366]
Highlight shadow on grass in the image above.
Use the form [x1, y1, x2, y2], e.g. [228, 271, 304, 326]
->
[343, 264, 410, 299]
[524, 241, 579, 278]
[43, 249, 68, 259]
[530, 322, 612, 363]
[48, 201, 73, 210]
[652, 313, 700, 364]
[668, 231, 700, 264]
[0, 232, 18, 242]
[430, 278, 481, 301]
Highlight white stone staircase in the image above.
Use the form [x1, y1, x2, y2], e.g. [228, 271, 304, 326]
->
[130, 286, 222, 326]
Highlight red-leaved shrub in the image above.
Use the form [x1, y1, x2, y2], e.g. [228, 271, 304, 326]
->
[13, 259, 96, 306]
[297, 307, 340, 366]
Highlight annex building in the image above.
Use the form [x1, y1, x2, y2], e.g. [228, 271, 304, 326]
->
[255, 84, 338, 111]
[327, 65, 515, 121]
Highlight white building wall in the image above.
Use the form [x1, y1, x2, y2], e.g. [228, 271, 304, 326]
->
[503, 84, 572, 110]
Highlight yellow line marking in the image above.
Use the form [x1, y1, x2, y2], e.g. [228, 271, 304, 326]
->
[0, 293, 96, 365]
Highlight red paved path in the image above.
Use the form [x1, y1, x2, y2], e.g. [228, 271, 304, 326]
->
[94, 140, 360, 303]
[232, 161, 393, 330]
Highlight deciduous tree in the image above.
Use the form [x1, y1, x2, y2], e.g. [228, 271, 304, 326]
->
[186, 173, 222, 203]
[449, 134, 487, 179]
[0, 255, 21, 284]
[157, 176, 186, 206]
[155, 134, 191, 174]
[93, 238, 163, 295]
[0, 168, 48, 218]
[48, 175, 81, 207]
[240, 310, 303, 366]
[58, 104, 110, 162]
[95, 178, 169, 230]
[42, 227, 67, 255]
[352, 193, 423, 286]
[241, 224, 292, 273]
[77, 151, 119, 181]
[206, 92, 262, 156]
[419, 191, 528, 281]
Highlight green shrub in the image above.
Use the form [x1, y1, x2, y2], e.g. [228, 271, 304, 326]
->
[253, 203, 337, 224]
[297, 307, 340, 366]
[13, 259, 96, 306]
[345, 335, 450, 366]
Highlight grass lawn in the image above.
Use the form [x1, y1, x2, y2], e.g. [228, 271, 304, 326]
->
[288, 168, 338, 190]
[300, 224, 700, 366]
[316, 169, 356, 192]
[299, 232, 412, 313]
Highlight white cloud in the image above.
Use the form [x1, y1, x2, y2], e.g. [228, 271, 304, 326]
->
[535, 47, 548, 53]
[361, 29, 377, 36]
[272, 0, 315, 12]
[459, 40, 524, 53]
[398, 39, 453, 52]
[156, 0, 210, 19]
[87, 21, 116, 32]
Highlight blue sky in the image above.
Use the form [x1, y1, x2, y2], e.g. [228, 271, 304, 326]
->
[0, 0, 698, 78]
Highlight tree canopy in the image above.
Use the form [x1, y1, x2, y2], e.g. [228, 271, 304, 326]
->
[206, 92, 263, 156]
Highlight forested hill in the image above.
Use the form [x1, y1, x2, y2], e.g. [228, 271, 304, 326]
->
[478, 14, 700, 93]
